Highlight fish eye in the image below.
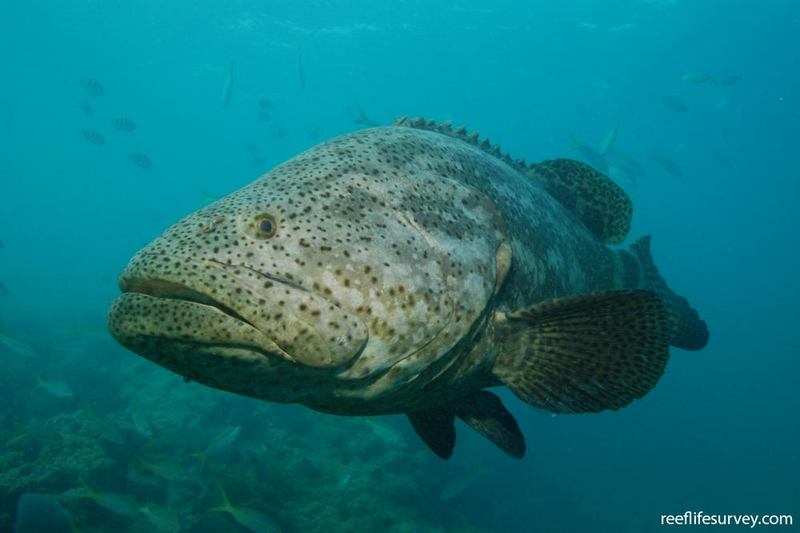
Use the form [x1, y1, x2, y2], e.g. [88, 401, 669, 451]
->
[253, 214, 277, 238]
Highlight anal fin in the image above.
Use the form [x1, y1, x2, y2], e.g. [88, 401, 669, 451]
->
[492, 290, 671, 414]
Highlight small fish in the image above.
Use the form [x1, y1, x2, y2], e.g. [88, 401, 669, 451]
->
[73, 479, 140, 516]
[650, 92, 689, 113]
[307, 124, 323, 138]
[139, 504, 181, 532]
[243, 142, 260, 153]
[716, 93, 730, 109]
[84, 407, 125, 444]
[269, 125, 287, 140]
[257, 110, 271, 122]
[569, 135, 609, 173]
[351, 103, 380, 127]
[364, 419, 405, 446]
[606, 23, 635, 32]
[192, 425, 241, 472]
[0, 281, 8, 296]
[251, 157, 266, 168]
[257, 98, 273, 110]
[337, 472, 352, 489]
[14, 423, 65, 450]
[650, 152, 683, 176]
[196, 188, 220, 208]
[681, 72, 716, 85]
[440, 468, 486, 500]
[605, 151, 646, 177]
[608, 165, 637, 188]
[33, 374, 74, 398]
[716, 75, 742, 87]
[80, 129, 105, 145]
[14, 493, 74, 533]
[79, 100, 95, 117]
[110, 118, 137, 132]
[132, 411, 155, 436]
[709, 149, 732, 171]
[79, 77, 104, 97]
[0, 333, 39, 358]
[297, 51, 306, 90]
[131, 153, 153, 169]
[599, 123, 619, 156]
[135, 455, 193, 482]
[222, 60, 233, 108]
[210, 484, 282, 533]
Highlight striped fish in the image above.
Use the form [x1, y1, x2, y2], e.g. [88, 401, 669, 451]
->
[79, 101, 95, 117]
[79, 77, 104, 97]
[110, 118, 137, 132]
[130, 153, 152, 169]
[80, 129, 105, 145]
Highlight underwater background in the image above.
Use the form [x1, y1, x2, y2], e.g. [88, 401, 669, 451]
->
[1, 0, 798, 531]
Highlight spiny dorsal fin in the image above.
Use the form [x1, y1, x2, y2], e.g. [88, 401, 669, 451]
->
[392, 117, 632, 245]
[526, 159, 632, 245]
[392, 116, 529, 174]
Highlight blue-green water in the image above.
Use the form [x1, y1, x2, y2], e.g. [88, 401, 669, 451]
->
[1, 0, 798, 531]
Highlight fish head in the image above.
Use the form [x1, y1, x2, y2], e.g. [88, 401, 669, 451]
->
[108, 128, 509, 408]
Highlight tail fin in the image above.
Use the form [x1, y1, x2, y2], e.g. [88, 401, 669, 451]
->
[618, 236, 709, 350]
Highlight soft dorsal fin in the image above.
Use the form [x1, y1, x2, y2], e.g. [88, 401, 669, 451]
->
[527, 159, 632, 245]
[392, 116, 632, 245]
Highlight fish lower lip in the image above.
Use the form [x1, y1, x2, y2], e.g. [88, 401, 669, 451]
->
[121, 280, 257, 329]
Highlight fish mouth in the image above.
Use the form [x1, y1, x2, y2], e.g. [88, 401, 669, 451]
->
[120, 279, 260, 331]
[109, 253, 369, 370]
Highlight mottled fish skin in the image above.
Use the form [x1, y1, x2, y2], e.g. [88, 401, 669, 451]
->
[109, 126, 634, 415]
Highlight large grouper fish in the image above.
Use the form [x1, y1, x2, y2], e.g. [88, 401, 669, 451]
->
[108, 116, 709, 459]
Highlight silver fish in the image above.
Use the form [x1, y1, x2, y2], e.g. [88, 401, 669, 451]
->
[570, 135, 609, 172]
[109, 116, 709, 460]
[605, 151, 646, 177]
[352, 103, 380, 127]
[650, 152, 683, 176]
[650, 92, 689, 113]
[716, 75, 743, 87]
[297, 51, 306, 90]
[599, 123, 619, 156]
[681, 72, 716, 85]
[222, 60, 233, 108]
[132, 411, 155, 436]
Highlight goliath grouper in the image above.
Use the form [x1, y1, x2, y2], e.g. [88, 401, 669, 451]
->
[108, 117, 709, 459]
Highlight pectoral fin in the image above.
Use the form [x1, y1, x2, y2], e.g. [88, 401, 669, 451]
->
[492, 290, 671, 414]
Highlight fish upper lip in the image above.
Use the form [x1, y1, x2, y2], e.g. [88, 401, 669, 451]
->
[120, 279, 260, 330]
